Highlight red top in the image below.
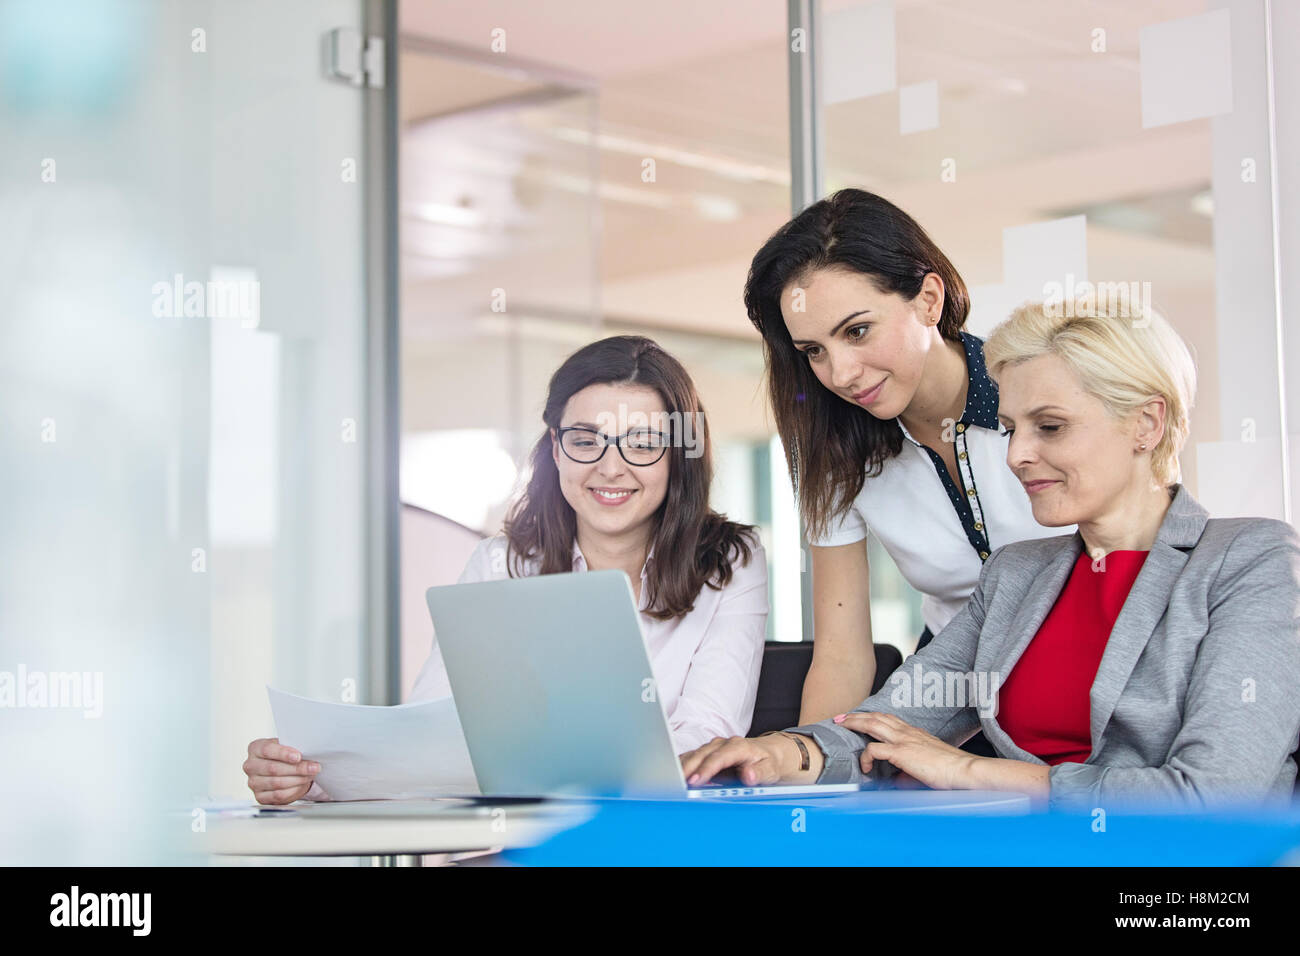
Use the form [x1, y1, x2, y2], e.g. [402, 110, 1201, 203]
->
[996, 549, 1149, 765]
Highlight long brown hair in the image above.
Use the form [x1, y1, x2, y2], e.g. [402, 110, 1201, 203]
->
[742, 188, 970, 540]
[502, 335, 759, 621]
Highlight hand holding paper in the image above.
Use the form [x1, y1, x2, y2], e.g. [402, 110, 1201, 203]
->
[267, 687, 480, 800]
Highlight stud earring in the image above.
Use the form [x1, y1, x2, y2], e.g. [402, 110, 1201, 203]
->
[1138, 443, 1147, 451]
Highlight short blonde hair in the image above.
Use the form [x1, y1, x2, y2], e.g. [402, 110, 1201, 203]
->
[982, 300, 1197, 487]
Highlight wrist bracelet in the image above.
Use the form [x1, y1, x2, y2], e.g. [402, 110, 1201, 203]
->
[760, 730, 810, 772]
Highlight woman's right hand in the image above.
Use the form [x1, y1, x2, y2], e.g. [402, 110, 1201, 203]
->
[679, 735, 792, 787]
[244, 737, 321, 804]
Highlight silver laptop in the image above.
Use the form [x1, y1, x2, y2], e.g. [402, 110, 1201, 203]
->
[425, 569, 866, 800]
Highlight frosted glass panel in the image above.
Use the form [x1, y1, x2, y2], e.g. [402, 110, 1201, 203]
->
[0, 0, 378, 864]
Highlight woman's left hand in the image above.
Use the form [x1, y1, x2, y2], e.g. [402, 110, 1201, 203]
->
[835, 712, 977, 790]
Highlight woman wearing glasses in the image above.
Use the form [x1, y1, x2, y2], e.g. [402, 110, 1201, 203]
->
[245, 335, 768, 804]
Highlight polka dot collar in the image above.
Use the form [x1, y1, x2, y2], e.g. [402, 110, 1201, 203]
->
[957, 331, 1000, 431]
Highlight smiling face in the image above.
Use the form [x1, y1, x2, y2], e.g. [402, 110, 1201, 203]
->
[550, 382, 671, 545]
[996, 353, 1151, 528]
[780, 266, 945, 420]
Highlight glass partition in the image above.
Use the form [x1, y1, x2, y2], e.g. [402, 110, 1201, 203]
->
[397, 2, 798, 697]
[0, 0, 389, 863]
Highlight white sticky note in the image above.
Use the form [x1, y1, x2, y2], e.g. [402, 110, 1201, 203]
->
[899, 80, 938, 134]
[209, 312, 278, 548]
[965, 283, 1019, 340]
[823, 0, 896, 105]
[269, 686, 480, 800]
[1140, 9, 1233, 129]
[1001, 215, 1089, 307]
[1193, 439, 1285, 520]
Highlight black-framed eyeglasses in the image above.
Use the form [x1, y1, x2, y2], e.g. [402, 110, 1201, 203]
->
[555, 426, 669, 466]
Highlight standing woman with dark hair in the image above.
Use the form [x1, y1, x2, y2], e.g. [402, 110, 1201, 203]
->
[743, 188, 1066, 745]
[243, 335, 768, 804]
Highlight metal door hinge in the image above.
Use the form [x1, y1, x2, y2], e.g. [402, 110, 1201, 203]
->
[327, 27, 384, 89]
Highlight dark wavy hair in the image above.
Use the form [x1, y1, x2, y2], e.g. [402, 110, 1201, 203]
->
[501, 335, 759, 621]
[743, 188, 970, 540]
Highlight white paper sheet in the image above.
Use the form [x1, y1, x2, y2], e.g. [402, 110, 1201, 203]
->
[823, 0, 896, 105]
[1140, 9, 1233, 129]
[964, 282, 1018, 339]
[267, 686, 480, 800]
[899, 80, 938, 135]
[1001, 215, 1089, 307]
[1194, 438, 1286, 521]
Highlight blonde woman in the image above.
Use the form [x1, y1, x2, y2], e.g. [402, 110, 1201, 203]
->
[682, 300, 1300, 809]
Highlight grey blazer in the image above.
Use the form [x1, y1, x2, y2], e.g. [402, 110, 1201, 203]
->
[787, 484, 1300, 809]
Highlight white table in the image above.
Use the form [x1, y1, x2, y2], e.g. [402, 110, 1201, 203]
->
[195, 797, 596, 866]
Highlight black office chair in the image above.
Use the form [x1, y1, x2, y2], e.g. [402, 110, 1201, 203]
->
[747, 641, 903, 737]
